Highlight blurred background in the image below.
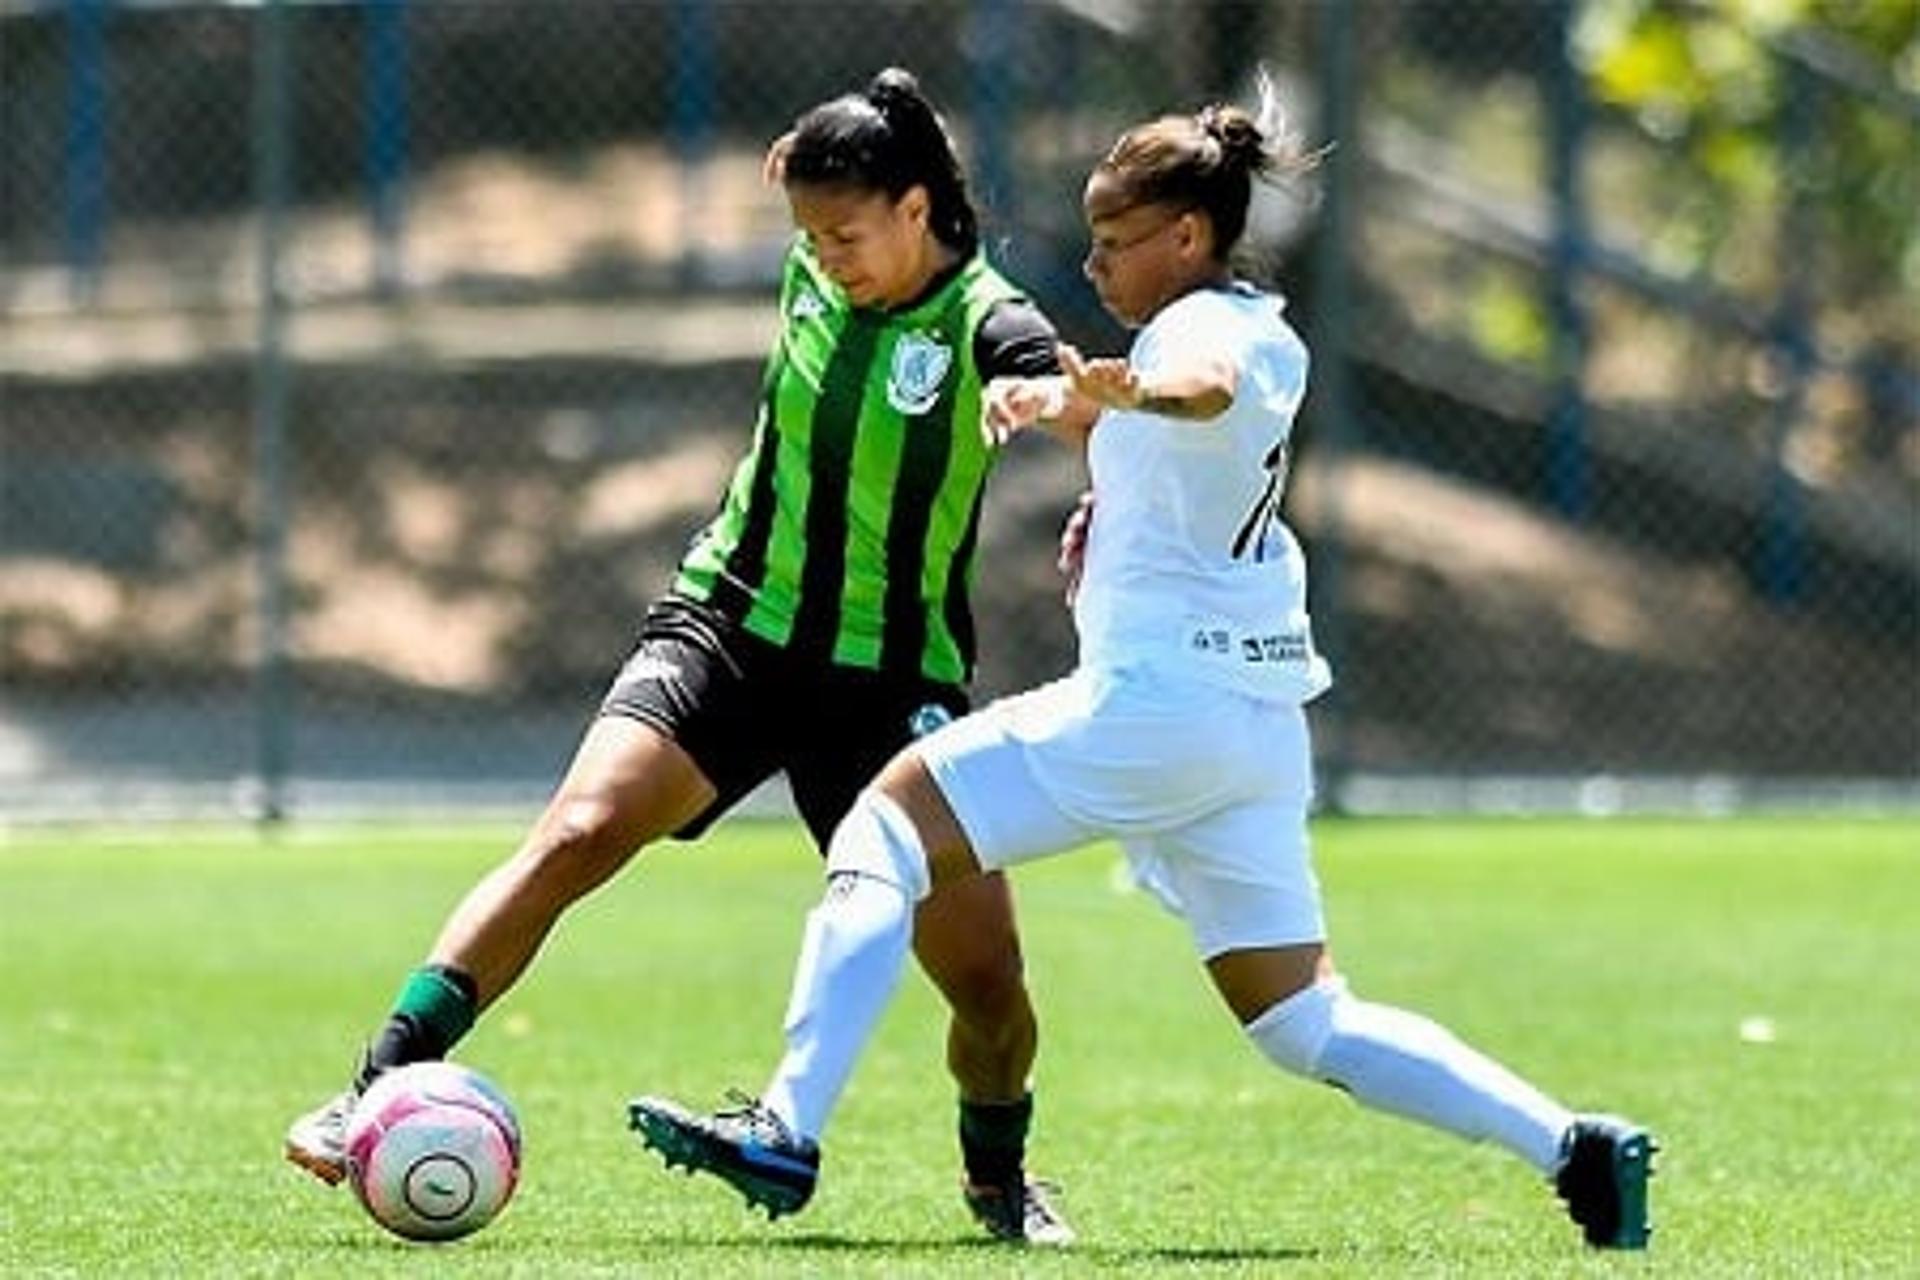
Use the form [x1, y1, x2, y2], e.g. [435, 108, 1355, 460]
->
[1, 0, 1914, 820]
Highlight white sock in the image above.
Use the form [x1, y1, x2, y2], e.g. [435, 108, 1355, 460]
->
[760, 793, 928, 1141]
[1248, 980, 1574, 1173]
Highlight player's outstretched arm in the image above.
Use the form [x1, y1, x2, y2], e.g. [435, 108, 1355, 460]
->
[982, 375, 1101, 448]
[1059, 342, 1236, 423]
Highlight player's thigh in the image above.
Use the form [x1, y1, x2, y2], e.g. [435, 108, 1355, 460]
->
[1003, 667, 1306, 832]
[1204, 943, 1330, 1024]
[786, 670, 968, 851]
[1128, 793, 1327, 964]
[597, 598, 786, 840]
[540, 716, 716, 852]
[917, 682, 1103, 870]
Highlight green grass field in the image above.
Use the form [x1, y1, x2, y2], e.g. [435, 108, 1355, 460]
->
[3, 817, 1916, 1276]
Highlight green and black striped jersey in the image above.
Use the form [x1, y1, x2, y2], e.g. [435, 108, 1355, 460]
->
[674, 242, 1040, 684]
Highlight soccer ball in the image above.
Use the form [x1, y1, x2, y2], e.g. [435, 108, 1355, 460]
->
[344, 1061, 521, 1242]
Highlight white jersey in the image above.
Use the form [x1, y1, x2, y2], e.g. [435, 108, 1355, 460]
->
[1073, 283, 1331, 704]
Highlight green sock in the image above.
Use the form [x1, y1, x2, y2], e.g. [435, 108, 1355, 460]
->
[394, 964, 478, 1048]
[959, 1092, 1033, 1189]
[353, 964, 478, 1092]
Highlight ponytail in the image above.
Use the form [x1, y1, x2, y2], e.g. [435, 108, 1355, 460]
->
[862, 69, 979, 255]
[1099, 66, 1316, 260]
[777, 67, 979, 256]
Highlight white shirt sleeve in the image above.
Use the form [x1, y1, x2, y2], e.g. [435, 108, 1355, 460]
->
[1242, 325, 1307, 422]
[1132, 288, 1303, 422]
[1131, 291, 1232, 381]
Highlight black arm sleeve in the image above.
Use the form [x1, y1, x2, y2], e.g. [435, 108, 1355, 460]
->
[974, 299, 1062, 381]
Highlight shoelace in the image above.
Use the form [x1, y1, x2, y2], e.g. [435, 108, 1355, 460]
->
[714, 1088, 789, 1145]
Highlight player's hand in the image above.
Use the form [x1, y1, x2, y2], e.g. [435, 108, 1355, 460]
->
[982, 376, 1067, 446]
[1058, 489, 1095, 607]
[1059, 342, 1143, 410]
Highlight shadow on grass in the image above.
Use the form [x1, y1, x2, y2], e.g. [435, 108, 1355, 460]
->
[1115, 1244, 1321, 1265]
[317, 1223, 1324, 1267]
[618, 1230, 1321, 1265]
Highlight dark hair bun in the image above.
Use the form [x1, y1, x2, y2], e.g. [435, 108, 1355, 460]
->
[1198, 103, 1267, 172]
[865, 67, 924, 117]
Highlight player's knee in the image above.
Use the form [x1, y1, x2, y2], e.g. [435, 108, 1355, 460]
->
[524, 796, 634, 899]
[1244, 977, 1344, 1078]
[826, 788, 932, 901]
[927, 942, 1028, 1024]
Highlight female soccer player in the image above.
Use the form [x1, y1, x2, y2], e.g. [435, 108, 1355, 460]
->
[285, 68, 1074, 1246]
[630, 79, 1658, 1251]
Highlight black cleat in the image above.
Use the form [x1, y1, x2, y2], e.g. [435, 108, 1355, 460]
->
[628, 1091, 820, 1220]
[963, 1175, 1076, 1246]
[1555, 1114, 1657, 1249]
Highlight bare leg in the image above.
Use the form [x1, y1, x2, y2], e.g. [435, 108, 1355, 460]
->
[432, 715, 717, 1008]
[756, 751, 992, 1139]
[870, 749, 983, 884]
[913, 873, 1036, 1104]
[1205, 943, 1332, 1022]
[853, 752, 1035, 1100]
[288, 716, 719, 1184]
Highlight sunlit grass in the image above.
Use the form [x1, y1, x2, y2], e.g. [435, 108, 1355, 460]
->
[3, 817, 1915, 1276]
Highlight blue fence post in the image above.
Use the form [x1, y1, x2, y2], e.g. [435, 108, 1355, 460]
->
[364, 0, 409, 297]
[670, 0, 715, 287]
[63, 0, 108, 305]
[968, 0, 1018, 243]
[1759, 51, 1816, 606]
[1543, 0, 1591, 521]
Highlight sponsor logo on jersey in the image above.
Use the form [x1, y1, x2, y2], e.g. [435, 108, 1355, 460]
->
[1190, 628, 1231, 654]
[1190, 626, 1309, 665]
[1240, 633, 1310, 664]
[885, 332, 953, 415]
[617, 652, 684, 685]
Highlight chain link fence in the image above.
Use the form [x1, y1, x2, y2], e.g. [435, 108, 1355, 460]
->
[2, 0, 1915, 819]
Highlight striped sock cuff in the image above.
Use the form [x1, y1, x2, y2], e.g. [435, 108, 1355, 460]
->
[394, 963, 477, 1055]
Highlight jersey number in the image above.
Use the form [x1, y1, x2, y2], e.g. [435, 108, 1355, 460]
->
[1230, 442, 1289, 562]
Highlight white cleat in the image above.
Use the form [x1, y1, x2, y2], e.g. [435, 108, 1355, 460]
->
[964, 1176, 1076, 1247]
[284, 1090, 355, 1186]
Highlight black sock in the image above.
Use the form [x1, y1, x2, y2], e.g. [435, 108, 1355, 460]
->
[351, 963, 479, 1093]
[959, 1093, 1033, 1189]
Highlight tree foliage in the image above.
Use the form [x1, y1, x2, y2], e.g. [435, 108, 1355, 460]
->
[1577, 0, 1918, 341]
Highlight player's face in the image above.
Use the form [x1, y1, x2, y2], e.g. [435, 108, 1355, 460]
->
[1081, 170, 1204, 328]
[786, 181, 934, 309]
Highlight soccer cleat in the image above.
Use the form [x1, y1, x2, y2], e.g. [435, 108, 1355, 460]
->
[284, 1089, 356, 1186]
[963, 1176, 1076, 1247]
[628, 1091, 820, 1220]
[1554, 1114, 1657, 1249]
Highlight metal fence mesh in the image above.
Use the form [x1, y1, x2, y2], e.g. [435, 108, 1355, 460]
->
[2, 0, 1915, 818]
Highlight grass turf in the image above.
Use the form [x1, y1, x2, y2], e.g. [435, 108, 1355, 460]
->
[2, 817, 1915, 1276]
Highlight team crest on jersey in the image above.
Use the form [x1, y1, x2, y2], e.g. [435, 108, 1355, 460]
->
[790, 287, 827, 322]
[907, 703, 955, 739]
[886, 332, 953, 415]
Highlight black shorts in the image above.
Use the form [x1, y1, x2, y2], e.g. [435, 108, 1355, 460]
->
[599, 595, 970, 848]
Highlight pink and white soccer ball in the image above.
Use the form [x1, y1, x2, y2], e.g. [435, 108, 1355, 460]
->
[344, 1061, 521, 1242]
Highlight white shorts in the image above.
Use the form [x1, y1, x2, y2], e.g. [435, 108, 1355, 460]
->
[918, 664, 1326, 959]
